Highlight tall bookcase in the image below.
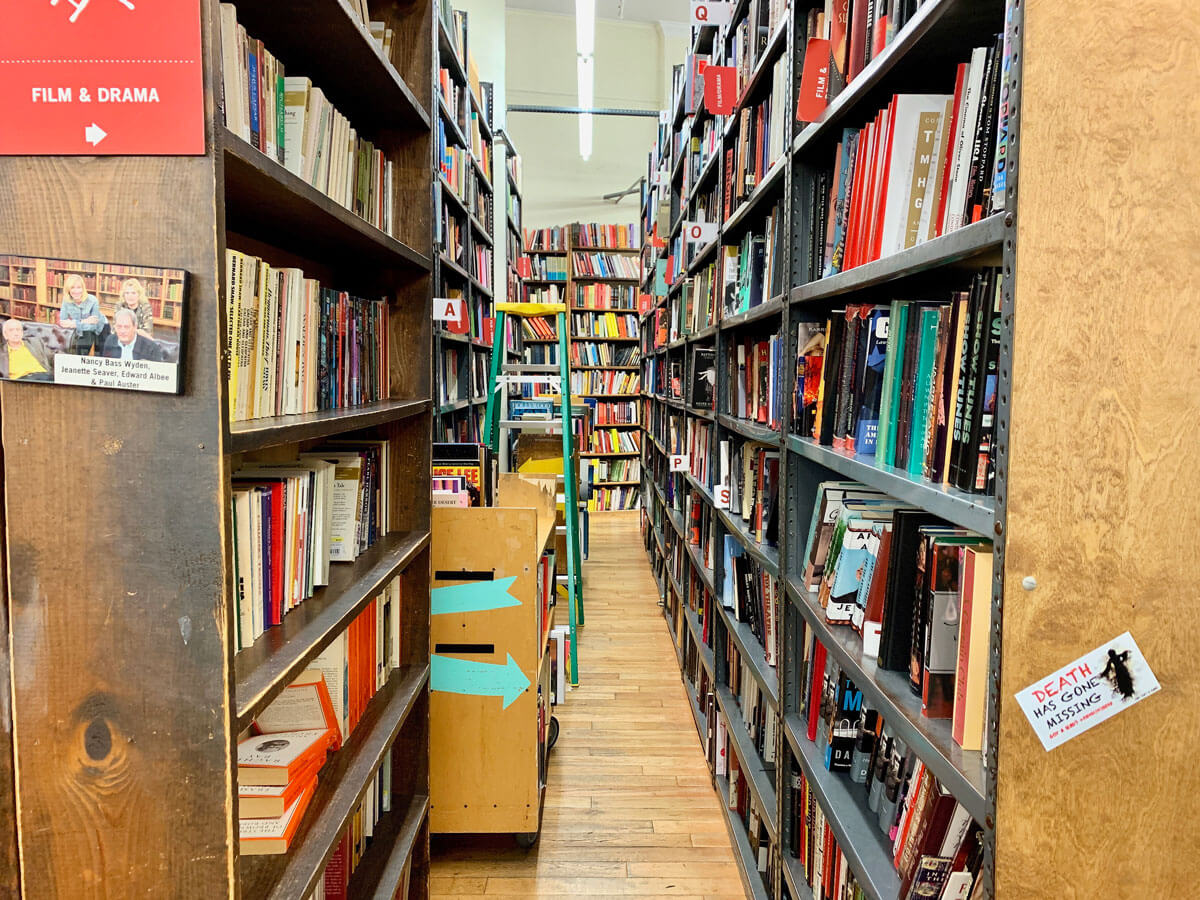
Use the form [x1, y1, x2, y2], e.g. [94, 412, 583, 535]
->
[433, 1, 499, 443]
[0, 1, 434, 897]
[639, 1, 1196, 899]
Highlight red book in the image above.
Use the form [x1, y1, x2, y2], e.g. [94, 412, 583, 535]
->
[323, 832, 351, 900]
[870, 98, 899, 262]
[806, 640, 827, 741]
[756, 342, 769, 423]
[848, 0, 869, 81]
[935, 64, 968, 237]
[859, 109, 886, 267]
[232, 480, 285, 626]
[844, 124, 871, 269]
[872, 9, 889, 58]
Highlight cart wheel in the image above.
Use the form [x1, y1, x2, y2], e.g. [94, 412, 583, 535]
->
[515, 831, 540, 849]
[548, 716, 560, 751]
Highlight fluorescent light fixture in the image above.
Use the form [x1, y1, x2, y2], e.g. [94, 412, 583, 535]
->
[577, 55, 594, 161]
[575, 0, 595, 56]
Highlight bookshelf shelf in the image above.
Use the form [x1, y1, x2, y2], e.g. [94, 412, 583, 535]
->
[572, 276, 640, 284]
[686, 606, 716, 677]
[784, 578, 988, 823]
[716, 776, 774, 900]
[437, 15, 469, 90]
[722, 153, 788, 235]
[222, 129, 431, 277]
[782, 713, 903, 900]
[232, 0, 429, 130]
[719, 294, 785, 331]
[715, 685, 779, 841]
[786, 435, 996, 535]
[717, 414, 782, 447]
[789, 214, 1005, 306]
[239, 663, 430, 900]
[687, 238, 721, 275]
[228, 398, 431, 453]
[782, 854, 816, 900]
[437, 96, 470, 149]
[438, 253, 471, 281]
[581, 451, 641, 458]
[686, 323, 718, 343]
[717, 604, 779, 710]
[684, 538, 717, 596]
[736, 16, 789, 112]
[344, 793, 429, 898]
[234, 530, 431, 727]
[716, 506, 780, 579]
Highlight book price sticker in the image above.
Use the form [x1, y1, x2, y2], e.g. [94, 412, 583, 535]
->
[669, 454, 689, 472]
[690, 1, 732, 25]
[1014, 631, 1160, 751]
[684, 221, 719, 244]
[713, 484, 731, 509]
[433, 297, 463, 322]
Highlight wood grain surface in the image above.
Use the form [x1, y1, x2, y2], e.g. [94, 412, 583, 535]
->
[996, 1, 1200, 896]
[430, 512, 745, 898]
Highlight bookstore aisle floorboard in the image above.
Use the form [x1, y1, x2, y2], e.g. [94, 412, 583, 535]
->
[430, 511, 745, 899]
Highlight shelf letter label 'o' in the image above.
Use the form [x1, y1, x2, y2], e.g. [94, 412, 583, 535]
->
[670, 454, 689, 472]
[685, 221, 719, 244]
[434, 297, 464, 322]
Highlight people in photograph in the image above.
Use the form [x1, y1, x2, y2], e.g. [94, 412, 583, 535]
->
[0, 319, 53, 382]
[58, 273, 108, 356]
[102, 308, 165, 362]
[118, 277, 155, 339]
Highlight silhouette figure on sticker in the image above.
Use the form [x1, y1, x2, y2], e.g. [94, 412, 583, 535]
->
[1100, 648, 1135, 700]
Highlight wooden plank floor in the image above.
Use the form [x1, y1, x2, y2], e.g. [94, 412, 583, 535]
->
[430, 511, 745, 899]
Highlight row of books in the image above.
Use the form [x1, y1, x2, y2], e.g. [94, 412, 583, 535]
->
[470, 245, 492, 290]
[575, 283, 637, 310]
[437, 345, 487, 406]
[225, 250, 388, 423]
[572, 252, 641, 280]
[569, 369, 640, 396]
[684, 488, 718, 573]
[592, 400, 638, 426]
[239, 584, 400, 854]
[583, 457, 641, 484]
[794, 270, 1000, 493]
[528, 255, 568, 282]
[686, 114, 722, 202]
[723, 439, 780, 550]
[441, 205, 465, 264]
[726, 645, 778, 765]
[572, 311, 639, 339]
[569, 342, 640, 368]
[570, 223, 640, 249]
[440, 150, 492, 224]
[519, 316, 558, 342]
[800, 483, 994, 748]
[812, 40, 1007, 279]
[523, 341, 557, 366]
[725, 0, 790, 98]
[678, 416, 713, 487]
[713, 334, 785, 430]
[588, 486, 640, 512]
[722, 52, 790, 221]
[723, 717, 777, 893]
[231, 442, 389, 650]
[722, 538, 780, 667]
[524, 227, 567, 252]
[219, 5, 395, 236]
[722, 199, 786, 317]
[794, 637, 986, 898]
[589, 427, 641, 454]
[676, 257, 718, 338]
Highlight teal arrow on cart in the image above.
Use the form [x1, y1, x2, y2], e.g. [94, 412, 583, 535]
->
[430, 652, 530, 710]
[431, 576, 521, 616]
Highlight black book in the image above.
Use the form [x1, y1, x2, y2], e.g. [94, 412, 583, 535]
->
[832, 311, 861, 447]
[845, 306, 874, 446]
[953, 270, 996, 490]
[930, 293, 967, 484]
[748, 236, 767, 309]
[819, 313, 846, 446]
[691, 347, 716, 409]
[972, 33, 1005, 218]
[812, 169, 831, 283]
[876, 509, 943, 671]
[964, 39, 1002, 223]
[948, 273, 986, 486]
[965, 276, 1002, 493]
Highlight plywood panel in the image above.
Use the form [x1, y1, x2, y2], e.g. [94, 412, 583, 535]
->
[997, 1, 1200, 896]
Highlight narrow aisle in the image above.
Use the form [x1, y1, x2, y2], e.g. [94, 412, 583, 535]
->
[430, 511, 745, 899]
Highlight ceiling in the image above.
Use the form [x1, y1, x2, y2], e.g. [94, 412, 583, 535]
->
[505, 0, 690, 25]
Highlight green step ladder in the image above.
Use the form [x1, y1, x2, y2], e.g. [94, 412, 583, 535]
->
[483, 302, 583, 687]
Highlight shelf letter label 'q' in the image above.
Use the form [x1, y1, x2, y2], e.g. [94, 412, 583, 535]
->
[434, 297, 464, 322]
[670, 454, 689, 472]
[691, 1, 733, 26]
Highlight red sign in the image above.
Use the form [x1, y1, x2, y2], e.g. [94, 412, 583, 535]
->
[703, 65, 737, 116]
[0, 0, 205, 155]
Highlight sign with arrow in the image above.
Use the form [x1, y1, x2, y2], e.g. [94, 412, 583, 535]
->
[431, 652, 530, 710]
[0, 0, 204, 155]
[432, 576, 521, 616]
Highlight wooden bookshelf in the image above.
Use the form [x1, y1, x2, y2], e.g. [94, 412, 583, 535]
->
[637, 1, 1200, 898]
[433, 1, 498, 444]
[0, 0, 434, 896]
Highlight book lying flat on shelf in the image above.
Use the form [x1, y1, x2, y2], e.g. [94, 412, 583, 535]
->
[238, 756, 322, 819]
[238, 728, 330, 786]
[239, 781, 318, 855]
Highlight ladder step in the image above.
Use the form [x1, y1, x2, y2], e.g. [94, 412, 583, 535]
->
[503, 364, 560, 374]
[500, 420, 562, 431]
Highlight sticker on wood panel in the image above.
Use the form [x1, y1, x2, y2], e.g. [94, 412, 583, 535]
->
[1014, 631, 1161, 751]
[0, 254, 186, 394]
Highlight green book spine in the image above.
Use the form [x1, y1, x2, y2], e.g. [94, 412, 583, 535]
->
[276, 73, 286, 164]
[875, 299, 902, 463]
[881, 302, 909, 468]
[907, 308, 941, 477]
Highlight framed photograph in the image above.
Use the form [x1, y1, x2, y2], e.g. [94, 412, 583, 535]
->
[0, 254, 186, 394]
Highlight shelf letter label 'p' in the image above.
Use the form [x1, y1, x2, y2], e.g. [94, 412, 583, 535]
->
[670, 454, 689, 472]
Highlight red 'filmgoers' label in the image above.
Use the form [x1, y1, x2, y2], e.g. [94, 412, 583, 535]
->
[0, 0, 205, 155]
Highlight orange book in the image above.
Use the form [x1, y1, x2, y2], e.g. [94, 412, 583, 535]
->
[239, 780, 317, 855]
[238, 729, 328, 786]
[238, 758, 320, 818]
[253, 669, 342, 750]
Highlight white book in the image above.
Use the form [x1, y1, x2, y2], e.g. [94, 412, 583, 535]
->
[305, 455, 361, 561]
[736, 344, 747, 416]
[282, 77, 311, 176]
[302, 87, 327, 186]
[877, 94, 952, 256]
[944, 46, 988, 233]
[919, 98, 955, 244]
[232, 488, 255, 649]
[311, 632, 349, 739]
[218, 5, 244, 134]
[248, 487, 266, 640]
